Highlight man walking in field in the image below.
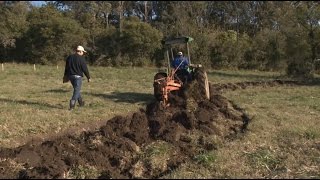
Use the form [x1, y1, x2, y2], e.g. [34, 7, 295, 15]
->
[64, 45, 91, 110]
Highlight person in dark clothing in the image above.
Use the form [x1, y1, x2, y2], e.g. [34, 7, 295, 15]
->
[171, 51, 189, 70]
[64, 45, 91, 110]
[171, 51, 190, 83]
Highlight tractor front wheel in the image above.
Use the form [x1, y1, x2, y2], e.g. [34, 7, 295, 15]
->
[194, 67, 210, 100]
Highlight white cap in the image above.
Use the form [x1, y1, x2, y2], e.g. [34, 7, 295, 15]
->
[76, 45, 87, 53]
[178, 52, 183, 56]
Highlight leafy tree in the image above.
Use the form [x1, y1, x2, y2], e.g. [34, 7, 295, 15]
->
[92, 26, 119, 66]
[190, 31, 216, 68]
[295, 1, 320, 65]
[278, 1, 319, 76]
[53, 1, 113, 62]
[210, 30, 250, 69]
[0, 1, 29, 61]
[23, 4, 87, 64]
[0, 0, 317, 76]
[245, 29, 286, 70]
[120, 16, 163, 66]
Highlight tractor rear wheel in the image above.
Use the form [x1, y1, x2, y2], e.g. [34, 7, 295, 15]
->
[153, 72, 167, 101]
[194, 67, 210, 100]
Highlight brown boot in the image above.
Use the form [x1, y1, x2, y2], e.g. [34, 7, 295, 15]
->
[78, 98, 85, 107]
[69, 100, 76, 110]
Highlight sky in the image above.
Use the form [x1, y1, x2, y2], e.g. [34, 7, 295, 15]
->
[30, 1, 47, 7]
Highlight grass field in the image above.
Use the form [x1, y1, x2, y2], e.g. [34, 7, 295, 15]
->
[0, 63, 319, 178]
[0, 63, 157, 148]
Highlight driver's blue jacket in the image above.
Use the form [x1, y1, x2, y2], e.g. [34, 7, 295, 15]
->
[171, 56, 189, 69]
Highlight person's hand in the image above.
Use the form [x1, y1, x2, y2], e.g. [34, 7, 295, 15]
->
[88, 78, 91, 82]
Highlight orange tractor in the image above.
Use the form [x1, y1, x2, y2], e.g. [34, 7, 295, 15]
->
[153, 36, 210, 107]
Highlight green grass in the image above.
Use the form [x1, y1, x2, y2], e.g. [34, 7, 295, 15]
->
[66, 164, 100, 179]
[1, 63, 319, 178]
[208, 85, 320, 179]
[0, 63, 158, 147]
[207, 69, 287, 83]
[193, 152, 217, 167]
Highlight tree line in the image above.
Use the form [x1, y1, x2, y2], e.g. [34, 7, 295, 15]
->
[0, 1, 319, 76]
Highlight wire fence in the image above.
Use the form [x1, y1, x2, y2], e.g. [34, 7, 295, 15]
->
[1, 62, 61, 72]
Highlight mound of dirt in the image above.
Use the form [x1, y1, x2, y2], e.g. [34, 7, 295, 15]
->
[0, 79, 270, 179]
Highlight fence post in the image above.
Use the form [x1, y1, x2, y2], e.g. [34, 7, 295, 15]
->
[34, 64, 36, 71]
[1, 63, 3, 71]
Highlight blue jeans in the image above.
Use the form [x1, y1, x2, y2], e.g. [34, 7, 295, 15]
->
[69, 75, 82, 101]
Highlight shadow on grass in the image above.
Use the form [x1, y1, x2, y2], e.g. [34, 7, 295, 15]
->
[44, 89, 155, 104]
[87, 91, 154, 104]
[305, 76, 320, 85]
[208, 71, 282, 80]
[44, 89, 69, 93]
[0, 98, 64, 109]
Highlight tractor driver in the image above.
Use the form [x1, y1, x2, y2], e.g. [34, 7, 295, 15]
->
[171, 51, 190, 83]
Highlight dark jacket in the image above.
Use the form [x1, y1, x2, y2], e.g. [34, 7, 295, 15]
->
[64, 53, 90, 79]
[171, 56, 189, 69]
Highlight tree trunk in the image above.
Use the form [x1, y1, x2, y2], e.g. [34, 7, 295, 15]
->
[118, 1, 124, 34]
[144, 1, 148, 23]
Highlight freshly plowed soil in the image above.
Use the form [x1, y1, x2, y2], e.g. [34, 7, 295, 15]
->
[0, 79, 300, 179]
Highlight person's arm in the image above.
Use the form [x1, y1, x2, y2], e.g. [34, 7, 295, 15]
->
[81, 58, 91, 81]
[64, 56, 70, 76]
